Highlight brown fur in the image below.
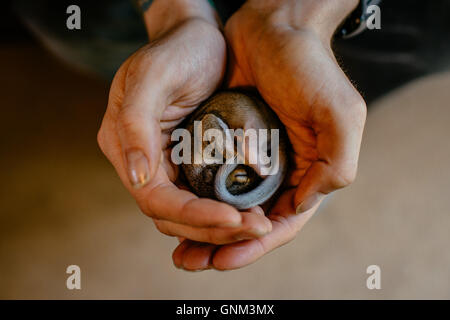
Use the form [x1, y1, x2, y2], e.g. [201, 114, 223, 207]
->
[180, 91, 288, 209]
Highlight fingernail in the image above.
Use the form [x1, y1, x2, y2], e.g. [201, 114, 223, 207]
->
[126, 149, 150, 189]
[296, 193, 325, 214]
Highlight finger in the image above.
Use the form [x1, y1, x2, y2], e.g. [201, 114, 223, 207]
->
[154, 210, 272, 245]
[102, 112, 243, 228]
[97, 58, 134, 183]
[116, 95, 163, 189]
[97, 52, 164, 192]
[172, 239, 195, 268]
[211, 190, 321, 270]
[143, 183, 243, 228]
[294, 63, 367, 213]
[248, 206, 265, 215]
[173, 241, 218, 271]
[101, 124, 229, 229]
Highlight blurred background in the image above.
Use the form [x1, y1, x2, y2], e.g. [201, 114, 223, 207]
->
[1, 0, 450, 299]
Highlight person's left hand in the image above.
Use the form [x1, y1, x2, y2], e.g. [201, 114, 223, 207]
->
[98, 0, 274, 256]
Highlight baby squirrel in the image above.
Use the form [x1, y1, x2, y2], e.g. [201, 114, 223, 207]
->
[179, 91, 288, 210]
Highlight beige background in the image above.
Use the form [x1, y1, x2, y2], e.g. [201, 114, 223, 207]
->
[1, 44, 449, 299]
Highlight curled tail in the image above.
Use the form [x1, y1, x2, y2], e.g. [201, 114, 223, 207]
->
[214, 150, 287, 210]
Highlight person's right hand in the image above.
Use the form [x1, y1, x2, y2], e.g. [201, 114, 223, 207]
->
[97, 0, 273, 251]
[172, 0, 367, 271]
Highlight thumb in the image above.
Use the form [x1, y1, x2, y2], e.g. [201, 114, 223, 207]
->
[294, 159, 358, 214]
[116, 94, 163, 189]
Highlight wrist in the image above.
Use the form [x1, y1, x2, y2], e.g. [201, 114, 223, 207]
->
[245, 0, 359, 40]
[141, 0, 220, 40]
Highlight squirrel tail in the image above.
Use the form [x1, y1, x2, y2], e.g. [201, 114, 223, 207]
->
[214, 151, 287, 210]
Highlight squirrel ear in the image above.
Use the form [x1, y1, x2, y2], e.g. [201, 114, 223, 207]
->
[200, 113, 229, 132]
[200, 114, 235, 161]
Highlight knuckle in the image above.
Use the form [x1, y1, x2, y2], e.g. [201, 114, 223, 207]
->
[126, 46, 153, 79]
[348, 96, 367, 126]
[330, 92, 367, 129]
[285, 232, 296, 244]
[153, 220, 164, 232]
[96, 123, 115, 161]
[272, 215, 296, 243]
[136, 195, 156, 219]
[96, 126, 107, 151]
[116, 108, 137, 134]
[116, 108, 148, 143]
[154, 220, 172, 236]
[330, 166, 357, 189]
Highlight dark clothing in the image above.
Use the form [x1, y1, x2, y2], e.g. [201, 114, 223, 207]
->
[334, 0, 450, 102]
[15, 0, 450, 103]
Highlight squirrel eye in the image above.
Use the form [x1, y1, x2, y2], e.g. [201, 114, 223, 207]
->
[230, 168, 249, 185]
[225, 165, 262, 196]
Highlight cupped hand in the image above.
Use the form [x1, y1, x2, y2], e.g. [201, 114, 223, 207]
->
[98, 7, 272, 249]
[173, 0, 366, 270]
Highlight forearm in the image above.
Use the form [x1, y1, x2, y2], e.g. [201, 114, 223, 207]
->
[136, 0, 220, 40]
[244, 0, 359, 39]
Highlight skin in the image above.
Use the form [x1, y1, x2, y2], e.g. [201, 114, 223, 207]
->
[98, 0, 366, 271]
[98, 0, 272, 247]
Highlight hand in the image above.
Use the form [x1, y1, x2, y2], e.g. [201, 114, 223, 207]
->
[173, 0, 366, 270]
[97, 0, 272, 249]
